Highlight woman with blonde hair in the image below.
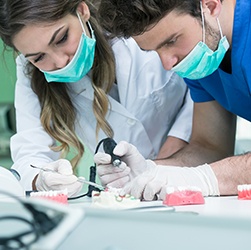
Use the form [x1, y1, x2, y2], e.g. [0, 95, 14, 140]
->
[0, 0, 193, 197]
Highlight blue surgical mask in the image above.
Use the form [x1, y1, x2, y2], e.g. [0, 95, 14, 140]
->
[172, 3, 229, 80]
[41, 13, 96, 83]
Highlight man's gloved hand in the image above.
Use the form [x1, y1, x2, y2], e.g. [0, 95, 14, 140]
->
[121, 163, 220, 200]
[35, 159, 83, 197]
[94, 141, 155, 188]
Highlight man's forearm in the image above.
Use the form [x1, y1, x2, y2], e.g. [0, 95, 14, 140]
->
[211, 153, 251, 195]
[156, 147, 251, 195]
[155, 142, 233, 167]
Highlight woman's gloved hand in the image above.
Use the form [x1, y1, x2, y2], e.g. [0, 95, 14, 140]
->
[35, 159, 83, 197]
[94, 141, 155, 188]
[121, 163, 220, 200]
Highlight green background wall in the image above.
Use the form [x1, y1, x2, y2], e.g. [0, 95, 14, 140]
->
[0, 39, 16, 103]
[0, 40, 16, 168]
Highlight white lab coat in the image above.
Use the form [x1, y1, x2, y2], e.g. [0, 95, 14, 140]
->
[11, 37, 193, 191]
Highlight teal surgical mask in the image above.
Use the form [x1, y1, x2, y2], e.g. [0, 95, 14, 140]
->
[41, 13, 96, 83]
[172, 3, 229, 80]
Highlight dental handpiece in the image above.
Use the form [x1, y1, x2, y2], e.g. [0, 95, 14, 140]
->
[102, 138, 122, 167]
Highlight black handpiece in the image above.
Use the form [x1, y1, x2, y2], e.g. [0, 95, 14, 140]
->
[103, 138, 122, 167]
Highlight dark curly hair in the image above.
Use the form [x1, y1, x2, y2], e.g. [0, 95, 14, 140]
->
[98, 0, 204, 38]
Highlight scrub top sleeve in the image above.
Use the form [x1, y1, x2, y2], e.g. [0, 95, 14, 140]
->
[185, 78, 215, 102]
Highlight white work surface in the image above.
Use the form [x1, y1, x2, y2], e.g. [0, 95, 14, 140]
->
[69, 195, 251, 218]
[42, 195, 250, 250]
[173, 195, 251, 218]
[1, 195, 251, 250]
[56, 195, 251, 250]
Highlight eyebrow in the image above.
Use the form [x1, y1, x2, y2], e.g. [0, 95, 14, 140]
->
[24, 26, 65, 58]
[136, 32, 179, 53]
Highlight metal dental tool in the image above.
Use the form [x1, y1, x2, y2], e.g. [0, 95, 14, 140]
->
[30, 165, 104, 190]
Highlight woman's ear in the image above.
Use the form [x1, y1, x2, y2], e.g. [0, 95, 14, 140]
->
[77, 2, 90, 21]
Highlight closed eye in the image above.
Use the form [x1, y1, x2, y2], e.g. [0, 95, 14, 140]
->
[156, 33, 179, 50]
[161, 37, 178, 49]
[166, 37, 177, 45]
[34, 53, 45, 63]
[56, 29, 69, 45]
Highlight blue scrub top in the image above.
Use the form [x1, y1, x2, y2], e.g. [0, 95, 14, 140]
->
[185, 0, 251, 121]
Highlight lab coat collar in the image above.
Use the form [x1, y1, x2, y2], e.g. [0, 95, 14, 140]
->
[72, 76, 137, 120]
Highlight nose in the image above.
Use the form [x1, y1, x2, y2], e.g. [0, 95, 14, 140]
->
[157, 51, 178, 71]
[52, 52, 71, 70]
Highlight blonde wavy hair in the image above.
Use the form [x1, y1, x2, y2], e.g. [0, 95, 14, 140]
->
[0, 0, 115, 170]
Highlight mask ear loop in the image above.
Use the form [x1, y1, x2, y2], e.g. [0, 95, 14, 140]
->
[200, 1, 206, 43]
[77, 12, 87, 35]
[216, 18, 224, 38]
[200, 2, 224, 41]
[76, 12, 95, 39]
[86, 22, 95, 39]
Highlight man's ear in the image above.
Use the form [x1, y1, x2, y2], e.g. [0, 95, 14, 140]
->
[77, 2, 91, 22]
[202, 0, 222, 17]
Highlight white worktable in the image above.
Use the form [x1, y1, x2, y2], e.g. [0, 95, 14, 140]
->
[1, 194, 251, 250]
[69, 195, 251, 218]
[58, 195, 251, 250]
[174, 195, 251, 218]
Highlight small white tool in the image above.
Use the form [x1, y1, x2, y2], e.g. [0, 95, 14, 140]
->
[30, 165, 104, 190]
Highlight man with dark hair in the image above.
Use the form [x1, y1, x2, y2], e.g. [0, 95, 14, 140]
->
[95, 0, 251, 200]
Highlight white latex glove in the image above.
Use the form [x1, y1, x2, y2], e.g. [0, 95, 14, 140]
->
[121, 163, 220, 201]
[35, 159, 83, 197]
[94, 141, 155, 188]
